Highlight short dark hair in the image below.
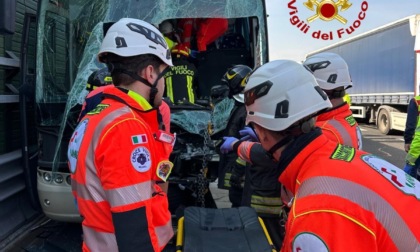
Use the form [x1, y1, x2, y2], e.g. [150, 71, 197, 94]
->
[105, 53, 163, 86]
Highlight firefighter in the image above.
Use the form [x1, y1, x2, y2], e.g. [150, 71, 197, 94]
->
[77, 67, 112, 122]
[159, 20, 180, 50]
[164, 43, 199, 104]
[67, 18, 175, 252]
[304, 52, 363, 149]
[222, 59, 420, 251]
[218, 65, 252, 207]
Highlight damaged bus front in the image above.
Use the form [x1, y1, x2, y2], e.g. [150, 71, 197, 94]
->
[35, 0, 268, 222]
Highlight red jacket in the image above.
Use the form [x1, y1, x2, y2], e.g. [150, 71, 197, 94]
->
[279, 129, 420, 251]
[68, 87, 174, 251]
[316, 102, 362, 149]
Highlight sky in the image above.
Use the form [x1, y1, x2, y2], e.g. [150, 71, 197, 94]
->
[265, 0, 420, 62]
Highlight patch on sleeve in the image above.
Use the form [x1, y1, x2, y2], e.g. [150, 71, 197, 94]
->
[362, 154, 420, 200]
[292, 232, 329, 252]
[330, 144, 355, 162]
[131, 134, 148, 145]
[87, 104, 109, 115]
[67, 119, 89, 174]
[345, 115, 356, 126]
[131, 147, 151, 172]
[156, 161, 173, 182]
[155, 130, 175, 145]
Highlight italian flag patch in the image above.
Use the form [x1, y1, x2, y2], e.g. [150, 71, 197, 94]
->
[131, 134, 147, 145]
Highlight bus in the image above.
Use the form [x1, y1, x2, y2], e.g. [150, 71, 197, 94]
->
[32, 0, 269, 222]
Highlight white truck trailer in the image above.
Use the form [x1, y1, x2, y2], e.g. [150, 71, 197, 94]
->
[307, 15, 420, 134]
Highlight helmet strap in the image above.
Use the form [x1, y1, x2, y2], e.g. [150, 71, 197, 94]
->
[267, 135, 294, 160]
[149, 66, 169, 106]
[112, 66, 169, 107]
[328, 89, 345, 99]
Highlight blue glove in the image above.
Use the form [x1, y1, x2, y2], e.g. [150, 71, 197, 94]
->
[220, 137, 239, 154]
[190, 49, 199, 58]
[403, 163, 416, 177]
[239, 126, 258, 142]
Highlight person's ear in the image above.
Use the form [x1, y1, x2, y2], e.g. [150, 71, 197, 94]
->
[141, 65, 155, 83]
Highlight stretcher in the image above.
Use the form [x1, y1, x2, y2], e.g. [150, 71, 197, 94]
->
[176, 206, 277, 252]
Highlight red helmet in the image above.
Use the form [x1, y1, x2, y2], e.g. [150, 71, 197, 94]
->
[171, 43, 190, 57]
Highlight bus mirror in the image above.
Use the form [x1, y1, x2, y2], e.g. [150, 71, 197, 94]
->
[0, 0, 16, 35]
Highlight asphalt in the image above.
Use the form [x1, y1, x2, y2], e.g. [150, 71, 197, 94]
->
[209, 180, 231, 209]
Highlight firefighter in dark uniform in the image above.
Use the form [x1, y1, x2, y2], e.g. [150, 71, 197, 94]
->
[240, 140, 285, 250]
[164, 43, 199, 104]
[218, 65, 252, 207]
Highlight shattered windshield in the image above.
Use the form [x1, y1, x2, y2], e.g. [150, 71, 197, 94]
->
[171, 98, 234, 135]
[36, 0, 267, 171]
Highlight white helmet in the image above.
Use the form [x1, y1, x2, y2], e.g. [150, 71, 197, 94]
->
[159, 20, 174, 34]
[98, 18, 173, 66]
[244, 60, 332, 131]
[303, 52, 352, 90]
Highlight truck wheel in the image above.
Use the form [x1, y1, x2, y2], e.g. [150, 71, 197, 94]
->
[377, 109, 391, 135]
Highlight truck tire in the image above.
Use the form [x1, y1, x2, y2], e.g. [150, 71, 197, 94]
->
[377, 109, 391, 135]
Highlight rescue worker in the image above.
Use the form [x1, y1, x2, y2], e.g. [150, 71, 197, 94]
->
[222, 59, 420, 251]
[78, 67, 113, 122]
[178, 18, 228, 51]
[404, 97, 418, 154]
[159, 20, 180, 50]
[164, 43, 199, 104]
[78, 69, 171, 133]
[217, 65, 252, 207]
[304, 52, 363, 149]
[220, 67, 285, 250]
[67, 18, 175, 251]
[404, 95, 420, 177]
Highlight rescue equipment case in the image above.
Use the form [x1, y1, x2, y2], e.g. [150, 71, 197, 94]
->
[176, 206, 276, 252]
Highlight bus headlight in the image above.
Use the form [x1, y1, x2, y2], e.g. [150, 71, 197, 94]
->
[66, 175, 71, 185]
[43, 172, 52, 182]
[54, 174, 64, 184]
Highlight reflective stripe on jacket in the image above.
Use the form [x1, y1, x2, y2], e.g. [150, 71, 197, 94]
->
[164, 58, 198, 104]
[316, 102, 362, 149]
[279, 129, 420, 252]
[68, 87, 173, 251]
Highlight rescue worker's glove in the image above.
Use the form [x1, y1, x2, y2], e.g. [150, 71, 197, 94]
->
[190, 49, 199, 58]
[220, 137, 239, 154]
[403, 163, 416, 177]
[239, 126, 258, 142]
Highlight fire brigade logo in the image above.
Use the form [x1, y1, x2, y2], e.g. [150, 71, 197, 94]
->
[287, 0, 368, 40]
[131, 147, 151, 172]
[304, 0, 352, 24]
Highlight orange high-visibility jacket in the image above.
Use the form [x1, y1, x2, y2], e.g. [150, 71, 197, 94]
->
[279, 129, 420, 251]
[316, 102, 363, 149]
[68, 87, 174, 252]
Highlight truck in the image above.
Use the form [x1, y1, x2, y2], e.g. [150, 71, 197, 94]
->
[0, 0, 269, 246]
[306, 15, 420, 135]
